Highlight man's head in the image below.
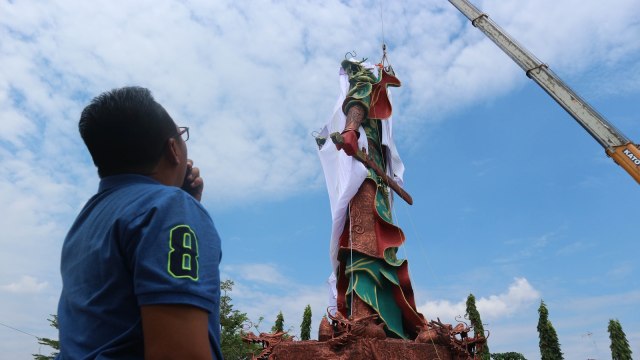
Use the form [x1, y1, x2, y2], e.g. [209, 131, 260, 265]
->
[79, 87, 186, 181]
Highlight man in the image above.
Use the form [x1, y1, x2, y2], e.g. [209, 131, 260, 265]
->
[56, 87, 223, 359]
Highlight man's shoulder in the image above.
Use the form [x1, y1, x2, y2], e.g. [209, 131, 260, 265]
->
[132, 183, 211, 224]
[92, 175, 213, 234]
[92, 175, 205, 222]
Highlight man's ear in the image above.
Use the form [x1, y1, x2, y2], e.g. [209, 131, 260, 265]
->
[166, 138, 180, 165]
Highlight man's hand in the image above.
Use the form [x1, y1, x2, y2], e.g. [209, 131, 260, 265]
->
[141, 304, 213, 360]
[181, 160, 204, 202]
[335, 130, 359, 156]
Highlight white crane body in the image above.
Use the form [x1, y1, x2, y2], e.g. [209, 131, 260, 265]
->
[449, 0, 640, 183]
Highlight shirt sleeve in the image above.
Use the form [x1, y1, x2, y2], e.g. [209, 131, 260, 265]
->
[123, 189, 221, 313]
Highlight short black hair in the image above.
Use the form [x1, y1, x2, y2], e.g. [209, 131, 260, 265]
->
[79, 86, 177, 178]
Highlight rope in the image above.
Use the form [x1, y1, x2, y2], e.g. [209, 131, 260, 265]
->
[392, 206, 444, 360]
[0, 320, 40, 339]
[378, 0, 386, 48]
[376, 1, 394, 75]
[380, 141, 443, 357]
[0, 320, 52, 357]
[348, 202, 355, 318]
[399, 204, 443, 294]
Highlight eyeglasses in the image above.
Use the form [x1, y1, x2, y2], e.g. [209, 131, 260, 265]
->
[176, 126, 189, 142]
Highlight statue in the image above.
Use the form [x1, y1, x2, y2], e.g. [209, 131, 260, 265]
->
[242, 53, 486, 360]
[316, 55, 426, 340]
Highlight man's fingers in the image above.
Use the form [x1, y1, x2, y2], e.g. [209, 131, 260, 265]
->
[183, 163, 204, 202]
[191, 177, 204, 190]
[189, 166, 200, 181]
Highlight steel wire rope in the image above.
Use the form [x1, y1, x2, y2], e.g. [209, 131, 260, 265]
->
[396, 203, 444, 297]
[0, 320, 39, 339]
[0, 320, 48, 357]
[378, 0, 386, 49]
[376, 0, 442, 356]
[375, 1, 442, 357]
[348, 201, 355, 317]
[391, 203, 444, 360]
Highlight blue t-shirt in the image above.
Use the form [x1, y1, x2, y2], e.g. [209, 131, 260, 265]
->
[56, 174, 223, 359]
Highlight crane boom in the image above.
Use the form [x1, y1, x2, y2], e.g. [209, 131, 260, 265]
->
[449, 0, 640, 184]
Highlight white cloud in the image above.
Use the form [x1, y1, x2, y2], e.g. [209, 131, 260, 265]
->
[418, 277, 540, 323]
[223, 263, 288, 285]
[606, 262, 634, 278]
[555, 240, 595, 256]
[477, 278, 540, 319]
[419, 298, 466, 324]
[562, 290, 640, 314]
[222, 263, 329, 338]
[1, 275, 48, 294]
[2, 0, 638, 205]
[494, 231, 564, 264]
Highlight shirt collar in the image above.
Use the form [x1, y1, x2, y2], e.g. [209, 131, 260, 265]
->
[98, 174, 160, 193]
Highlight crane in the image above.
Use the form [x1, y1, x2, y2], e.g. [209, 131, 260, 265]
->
[448, 0, 640, 184]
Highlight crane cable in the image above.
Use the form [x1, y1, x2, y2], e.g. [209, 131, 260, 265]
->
[0, 320, 49, 357]
[376, 2, 446, 358]
[379, 0, 386, 50]
[378, 0, 392, 72]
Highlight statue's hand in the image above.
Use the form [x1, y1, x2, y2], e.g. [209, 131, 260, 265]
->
[335, 129, 359, 156]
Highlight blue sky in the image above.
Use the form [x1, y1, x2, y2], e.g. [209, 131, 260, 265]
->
[1, 0, 639, 359]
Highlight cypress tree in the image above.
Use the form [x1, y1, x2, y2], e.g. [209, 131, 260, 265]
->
[466, 293, 490, 360]
[537, 300, 563, 360]
[608, 319, 632, 360]
[491, 352, 527, 360]
[272, 311, 285, 333]
[32, 315, 59, 360]
[300, 305, 312, 340]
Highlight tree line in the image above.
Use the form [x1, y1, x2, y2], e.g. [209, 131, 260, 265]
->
[467, 294, 633, 360]
[33, 284, 633, 360]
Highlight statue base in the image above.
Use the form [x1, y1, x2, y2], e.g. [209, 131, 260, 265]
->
[268, 338, 464, 360]
[243, 315, 483, 360]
